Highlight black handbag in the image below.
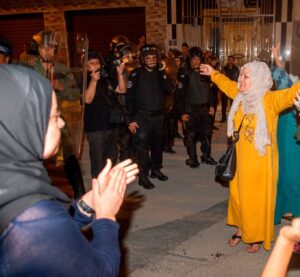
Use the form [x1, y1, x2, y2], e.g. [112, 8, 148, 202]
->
[215, 115, 245, 181]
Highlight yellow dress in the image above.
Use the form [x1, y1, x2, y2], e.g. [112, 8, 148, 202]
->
[212, 71, 300, 250]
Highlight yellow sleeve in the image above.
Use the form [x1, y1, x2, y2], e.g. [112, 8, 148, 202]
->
[265, 81, 300, 115]
[211, 70, 239, 99]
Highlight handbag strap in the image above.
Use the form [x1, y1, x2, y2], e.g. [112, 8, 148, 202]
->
[232, 114, 246, 142]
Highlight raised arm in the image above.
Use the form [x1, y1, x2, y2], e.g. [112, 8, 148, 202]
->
[265, 82, 300, 115]
[272, 42, 284, 69]
[200, 64, 239, 99]
[115, 63, 127, 93]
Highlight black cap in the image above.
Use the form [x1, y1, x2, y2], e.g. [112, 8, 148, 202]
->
[87, 51, 100, 61]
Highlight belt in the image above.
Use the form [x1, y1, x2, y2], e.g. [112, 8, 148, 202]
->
[139, 110, 162, 116]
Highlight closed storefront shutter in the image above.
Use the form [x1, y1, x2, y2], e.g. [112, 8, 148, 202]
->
[65, 7, 146, 57]
[0, 13, 44, 60]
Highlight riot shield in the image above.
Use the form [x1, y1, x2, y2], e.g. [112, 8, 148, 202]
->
[60, 32, 88, 160]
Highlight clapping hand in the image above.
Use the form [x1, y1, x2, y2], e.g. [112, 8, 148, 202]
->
[92, 159, 139, 221]
[80, 159, 139, 220]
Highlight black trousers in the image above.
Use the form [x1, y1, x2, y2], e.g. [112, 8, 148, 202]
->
[86, 128, 118, 178]
[132, 112, 164, 178]
[118, 123, 132, 161]
[184, 104, 213, 162]
[221, 93, 232, 121]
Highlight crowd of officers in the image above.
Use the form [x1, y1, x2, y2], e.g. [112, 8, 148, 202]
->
[0, 32, 239, 191]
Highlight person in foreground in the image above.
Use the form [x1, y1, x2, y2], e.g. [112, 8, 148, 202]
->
[200, 61, 300, 253]
[0, 65, 139, 276]
[262, 217, 300, 277]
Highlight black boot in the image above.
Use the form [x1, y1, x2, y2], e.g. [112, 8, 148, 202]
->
[163, 146, 176, 154]
[201, 156, 217, 165]
[185, 159, 200, 168]
[138, 176, 155, 189]
[64, 155, 86, 199]
[150, 169, 168, 181]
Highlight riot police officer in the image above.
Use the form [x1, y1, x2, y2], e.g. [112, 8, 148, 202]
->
[28, 31, 86, 199]
[126, 44, 173, 189]
[176, 47, 217, 168]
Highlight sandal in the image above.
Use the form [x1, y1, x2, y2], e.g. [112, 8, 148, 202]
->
[282, 214, 294, 221]
[246, 242, 262, 253]
[228, 233, 242, 247]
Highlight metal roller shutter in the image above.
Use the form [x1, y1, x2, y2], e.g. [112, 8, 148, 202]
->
[0, 13, 44, 60]
[65, 7, 146, 57]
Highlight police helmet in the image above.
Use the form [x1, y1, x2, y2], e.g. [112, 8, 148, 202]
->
[28, 31, 58, 55]
[0, 39, 12, 56]
[114, 42, 133, 59]
[110, 35, 130, 52]
[140, 44, 161, 65]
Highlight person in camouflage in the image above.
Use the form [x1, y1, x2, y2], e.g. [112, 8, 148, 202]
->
[28, 30, 85, 199]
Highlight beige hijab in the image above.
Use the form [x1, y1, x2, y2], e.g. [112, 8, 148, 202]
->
[227, 61, 273, 156]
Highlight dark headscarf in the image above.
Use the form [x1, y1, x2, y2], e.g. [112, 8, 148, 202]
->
[0, 65, 70, 233]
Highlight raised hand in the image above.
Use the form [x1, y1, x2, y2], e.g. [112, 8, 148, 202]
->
[271, 42, 284, 68]
[199, 64, 214, 76]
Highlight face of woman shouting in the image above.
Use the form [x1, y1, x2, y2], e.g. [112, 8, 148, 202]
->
[238, 67, 252, 93]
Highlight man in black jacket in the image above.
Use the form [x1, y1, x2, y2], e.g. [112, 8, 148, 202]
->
[84, 51, 126, 178]
[176, 47, 217, 168]
[126, 44, 173, 189]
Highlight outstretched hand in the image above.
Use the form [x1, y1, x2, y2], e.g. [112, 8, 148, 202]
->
[199, 64, 214, 76]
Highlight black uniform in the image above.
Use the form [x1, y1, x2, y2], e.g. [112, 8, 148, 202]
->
[108, 61, 132, 161]
[126, 66, 173, 186]
[176, 67, 216, 167]
[221, 64, 240, 122]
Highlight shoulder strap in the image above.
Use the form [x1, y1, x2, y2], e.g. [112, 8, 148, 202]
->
[237, 114, 246, 133]
[232, 114, 246, 142]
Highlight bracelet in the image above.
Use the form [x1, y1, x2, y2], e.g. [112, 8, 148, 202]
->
[77, 199, 95, 214]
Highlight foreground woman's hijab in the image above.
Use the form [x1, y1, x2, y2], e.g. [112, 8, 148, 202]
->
[227, 61, 273, 156]
[0, 65, 70, 233]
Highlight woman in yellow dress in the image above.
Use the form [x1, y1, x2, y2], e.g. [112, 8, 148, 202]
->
[200, 61, 300, 253]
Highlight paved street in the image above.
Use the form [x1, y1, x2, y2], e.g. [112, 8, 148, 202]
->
[80, 118, 300, 277]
